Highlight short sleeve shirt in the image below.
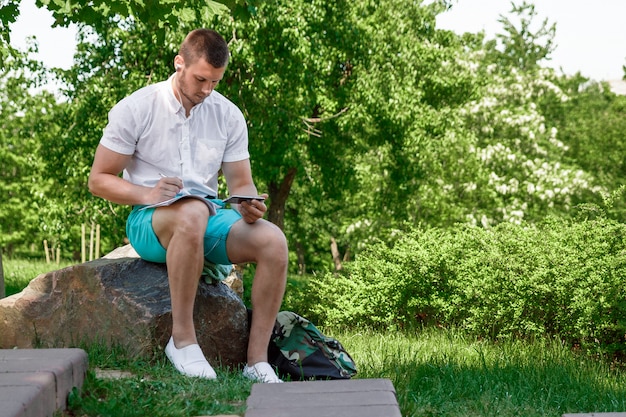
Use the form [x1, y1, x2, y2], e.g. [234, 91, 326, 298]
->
[99, 74, 249, 197]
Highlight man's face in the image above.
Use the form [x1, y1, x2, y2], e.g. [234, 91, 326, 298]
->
[177, 59, 226, 106]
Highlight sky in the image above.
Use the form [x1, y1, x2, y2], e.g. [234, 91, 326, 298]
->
[9, 0, 626, 81]
[436, 0, 626, 81]
[10, 0, 77, 70]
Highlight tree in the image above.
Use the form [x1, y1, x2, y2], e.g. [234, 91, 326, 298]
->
[323, 0, 483, 246]
[0, 49, 64, 256]
[3, 0, 613, 272]
[0, 0, 19, 67]
[38, 0, 231, 34]
[211, 0, 484, 268]
[210, 1, 361, 231]
[458, 67, 601, 226]
[35, 2, 236, 255]
[555, 78, 626, 221]
[492, 1, 556, 71]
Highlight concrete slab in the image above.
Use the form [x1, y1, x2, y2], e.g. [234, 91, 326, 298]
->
[563, 414, 626, 417]
[0, 349, 88, 417]
[245, 378, 402, 417]
[0, 373, 56, 417]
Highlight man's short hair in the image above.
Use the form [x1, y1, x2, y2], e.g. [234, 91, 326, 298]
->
[179, 29, 229, 68]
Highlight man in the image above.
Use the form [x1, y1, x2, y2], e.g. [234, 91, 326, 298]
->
[88, 29, 287, 383]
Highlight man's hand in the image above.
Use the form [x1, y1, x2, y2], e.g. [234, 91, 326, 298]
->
[149, 176, 183, 204]
[237, 193, 268, 223]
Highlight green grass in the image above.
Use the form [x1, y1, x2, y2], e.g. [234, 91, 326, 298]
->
[2, 258, 73, 296]
[6, 260, 626, 416]
[337, 328, 626, 416]
[66, 344, 251, 416]
[60, 328, 626, 417]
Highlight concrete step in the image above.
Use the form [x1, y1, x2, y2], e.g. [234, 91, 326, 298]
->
[0, 349, 88, 417]
[563, 414, 626, 417]
[245, 378, 401, 417]
[0, 349, 399, 417]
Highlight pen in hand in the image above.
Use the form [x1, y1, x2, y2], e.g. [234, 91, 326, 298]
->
[158, 173, 185, 195]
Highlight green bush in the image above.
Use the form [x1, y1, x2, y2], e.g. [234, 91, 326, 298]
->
[307, 217, 626, 355]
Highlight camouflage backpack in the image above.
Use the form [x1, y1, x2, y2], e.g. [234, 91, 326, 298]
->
[267, 311, 357, 380]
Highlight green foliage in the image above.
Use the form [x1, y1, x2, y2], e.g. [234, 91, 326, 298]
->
[555, 81, 626, 220]
[1, 0, 623, 273]
[41, 22, 179, 254]
[456, 66, 600, 226]
[0, 0, 19, 66]
[492, 1, 556, 71]
[38, 0, 231, 37]
[212, 0, 366, 234]
[0, 50, 68, 255]
[308, 216, 626, 356]
[6, 256, 626, 416]
[315, 0, 484, 251]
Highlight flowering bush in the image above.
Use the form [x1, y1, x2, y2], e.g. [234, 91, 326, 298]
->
[456, 67, 602, 226]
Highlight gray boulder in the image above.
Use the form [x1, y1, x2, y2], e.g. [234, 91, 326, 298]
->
[0, 252, 249, 368]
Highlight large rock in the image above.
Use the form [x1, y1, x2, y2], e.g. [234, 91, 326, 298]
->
[0, 252, 249, 368]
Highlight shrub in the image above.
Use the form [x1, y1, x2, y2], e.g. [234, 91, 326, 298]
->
[308, 217, 626, 355]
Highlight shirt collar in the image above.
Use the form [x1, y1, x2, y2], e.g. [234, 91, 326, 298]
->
[165, 73, 184, 115]
[165, 73, 212, 116]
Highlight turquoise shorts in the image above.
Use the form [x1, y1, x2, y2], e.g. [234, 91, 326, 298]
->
[126, 202, 242, 265]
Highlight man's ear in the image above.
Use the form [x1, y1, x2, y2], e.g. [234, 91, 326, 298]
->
[174, 55, 184, 71]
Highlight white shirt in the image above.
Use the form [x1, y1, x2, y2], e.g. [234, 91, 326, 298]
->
[100, 74, 250, 197]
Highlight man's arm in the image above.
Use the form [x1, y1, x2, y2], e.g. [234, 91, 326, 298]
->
[222, 159, 267, 224]
[88, 144, 183, 206]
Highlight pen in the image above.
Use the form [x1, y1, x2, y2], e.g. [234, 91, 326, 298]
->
[160, 173, 184, 191]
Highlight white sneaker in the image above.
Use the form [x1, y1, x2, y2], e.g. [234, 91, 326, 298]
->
[165, 337, 217, 379]
[243, 361, 283, 383]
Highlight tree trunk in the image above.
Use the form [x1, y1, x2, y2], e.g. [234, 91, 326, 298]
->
[267, 167, 297, 230]
[296, 241, 306, 275]
[330, 237, 343, 271]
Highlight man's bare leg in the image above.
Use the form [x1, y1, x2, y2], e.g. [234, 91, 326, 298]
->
[153, 201, 209, 346]
[227, 219, 288, 373]
[153, 201, 216, 378]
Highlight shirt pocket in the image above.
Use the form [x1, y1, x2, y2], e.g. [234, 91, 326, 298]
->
[193, 138, 227, 180]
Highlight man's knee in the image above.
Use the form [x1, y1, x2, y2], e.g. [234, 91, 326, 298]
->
[227, 220, 288, 264]
[261, 223, 288, 256]
[154, 201, 210, 241]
